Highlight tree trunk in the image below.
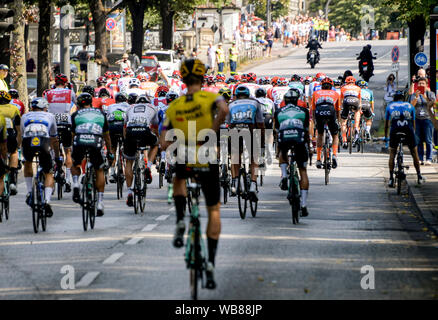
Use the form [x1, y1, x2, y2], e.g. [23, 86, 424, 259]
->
[408, 16, 426, 79]
[37, 0, 51, 96]
[160, 0, 174, 50]
[127, 0, 146, 59]
[89, 0, 109, 74]
[11, 0, 28, 110]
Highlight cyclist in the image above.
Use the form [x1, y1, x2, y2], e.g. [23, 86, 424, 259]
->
[160, 58, 229, 289]
[117, 70, 132, 93]
[124, 99, 160, 207]
[340, 76, 362, 148]
[126, 78, 144, 97]
[357, 80, 374, 140]
[9, 89, 26, 116]
[106, 92, 130, 183]
[311, 77, 341, 169]
[0, 90, 22, 196]
[275, 88, 310, 217]
[0, 112, 7, 203]
[95, 76, 111, 98]
[106, 72, 120, 94]
[385, 90, 424, 187]
[267, 78, 291, 110]
[255, 87, 275, 129]
[44, 73, 76, 193]
[153, 85, 170, 110]
[93, 88, 116, 110]
[71, 93, 113, 217]
[21, 98, 59, 217]
[158, 90, 179, 174]
[228, 85, 265, 200]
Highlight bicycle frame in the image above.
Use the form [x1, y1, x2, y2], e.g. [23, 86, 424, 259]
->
[288, 146, 301, 224]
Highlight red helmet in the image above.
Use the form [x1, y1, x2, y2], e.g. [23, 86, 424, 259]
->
[104, 71, 112, 79]
[247, 72, 257, 83]
[55, 73, 68, 85]
[97, 76, 107, 85]
[271, 76, 279, 86]
[172, 70, 181, 79]
[240, 74, 248, 82]
[233, 74, 241, 81]
[156, 85, 169, 97]
[279, 77, 288, 86]
[137, 74, 150, 82]
[316, 72, 326, 79]
[206, 75, 215, 85]
[321, 77, 334, 88]
[345, 76, 356, 84]
[216, 73, 226, 82]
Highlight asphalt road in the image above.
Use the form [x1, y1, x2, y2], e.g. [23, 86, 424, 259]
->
[0, 40, 437, 300]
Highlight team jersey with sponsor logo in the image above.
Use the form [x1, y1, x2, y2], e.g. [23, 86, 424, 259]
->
[311, 89, 341, 113]
[45, 88, 75, 124]
[106, 102, 130, 125]
[21, 111, 57, 139]
[227, 98, 264, 125]
[71, 108, 108, 136]
[385, 101, 415, 132]
[274, 103, 309, 144]
[257, 97, 275, 115]
[125, 103, 159, 128]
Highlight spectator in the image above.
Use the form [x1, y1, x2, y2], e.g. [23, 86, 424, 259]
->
[0, 65, 9, 92]
[129, 51, 141, 71]
[116, 53, 132, 73]
[229, 41, 239, 75]
[265, 27, 274, 57]
[216, 43, 225, 73]
[233, 26, 241, 47]
[273, 19, 281, 43]
[409, 68, 429, 95]
[26, 52, 36, 73]
[383, 73, 396, 108]
[328, 26, 336, 42]
[282, 17, 290, 48]
[409, 77, 436, 165]
[77, 45, 90, 81]
[207, 42, 216, 74]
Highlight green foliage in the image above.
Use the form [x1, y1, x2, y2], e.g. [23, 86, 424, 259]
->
[249, 0, 289, 21]
[381, 0, 436, 23]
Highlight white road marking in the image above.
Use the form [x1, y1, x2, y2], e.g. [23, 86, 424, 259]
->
[155, 215, 169, 221]
[75, 271, 100, 288]
[102, 252, 124, 265]
[142, 224, 158, 232]
[125, 237, 143, 245]
[168, 207, 174, 211]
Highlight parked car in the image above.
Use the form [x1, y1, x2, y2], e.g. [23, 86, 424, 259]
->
[70, 44, 95, 60]
[144, 50, 181, 77]
[141, 55, 159, 74]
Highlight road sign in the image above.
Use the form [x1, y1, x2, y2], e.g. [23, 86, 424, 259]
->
[414, 52, 428, 67]
[391, 46, 400, 63]
[392, 62, 399, 72]
[106, 18, 116, 31]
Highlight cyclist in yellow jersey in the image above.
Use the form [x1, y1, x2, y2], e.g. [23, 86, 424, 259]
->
[160, 58, 229, 290]
[0, 91, 21, 195]
[0, 114, 9, 200]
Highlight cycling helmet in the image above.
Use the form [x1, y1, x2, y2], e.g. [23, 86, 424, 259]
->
[216, 73, 226, 82]
[115, 92, 128, 103]
[304, 76, 312, 85]
[263, 77, 271, 85]
[206, 75, 215, 85]
[342, 70, 353, 82]
[137, 95, 151, 104]
[255, 87, 267, 98]
[137, 73, 149, 82]
[393, 90, 405, 101]
[8, 89, 19, 99]
[345, 76, 356, 84]
[129, 78, 141, 88]
[321, 77, 334, 89]
[104, 71, 112, 79]
[0, 90, 12, 104]
[98, 88, 111, 98]
[316, 72, 326, 81]
[166, 91, 179, 104]
[218, 87, 231, 101]
[97, 76, 107, 85]
[128, 92, 139, 105]
[240, 74, 248, 83]
[156, 85, 169, 97]
[55, 73, 68, 85]
[172, 70, 182, 79]
[247, 72, 257, 83]
[76, 93, 93, 108]
[271, 76, 279, 86]
[226, 76, 235, 84]
[283, 88, 300, 105]
[30, 97, 48, 110]
[333, 79, 342, 87]
[82, 85, 95, 97]
[233, 74, 241, 82]
[357, 80, 368, 88]
[279, 77, 288, 86]
[235, 85, 250, 99]
[180, 58, 206, 82]
[290, 74, 301, 82]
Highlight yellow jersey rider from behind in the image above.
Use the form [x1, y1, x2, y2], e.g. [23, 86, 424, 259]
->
[160, 58, 229, 290]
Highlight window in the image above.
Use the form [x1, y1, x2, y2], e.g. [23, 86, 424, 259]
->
[145, 52, 171, 62]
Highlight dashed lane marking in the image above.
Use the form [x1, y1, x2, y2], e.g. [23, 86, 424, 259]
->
[76, 271, 100, 288]
[102, 252, 124, 265]
[142, 224, 158, 232]
[125, 237, 143, 245]
[155, 215, 169, 221]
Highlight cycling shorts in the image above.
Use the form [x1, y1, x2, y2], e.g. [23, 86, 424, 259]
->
[361, 101, 373, 119]
[57, 123, 72, 149]
[341, 96, 361, 119]
[175, 164, 220, 207]
[264, 114, 273, 129]
[315, 104, 339, 136]
[72, 135, 105, 169]
[6, 129, 17, 154]
[123, 127, 158, 160]
[389, 128, 417, 149]
[22, 137, 53, 174]
[278, 141, 309, 169]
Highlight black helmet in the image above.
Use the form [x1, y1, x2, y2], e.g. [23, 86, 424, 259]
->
[128, 92, 139, 105]
[255, 87, 266, 98]
[8, 89, 19, 99]
[77, 93, 93, 108]
[393, 90, 405, 102]
[290, 74, 301, 82]
[115, 92, 128, 103]
[82, 85, 95, 97]
[284, 88, 300, 105]
[137, 95, 151, 104]
[166, 91, 179, 104]
[98, 88, 111, 98]
[235, 85, 250, 99]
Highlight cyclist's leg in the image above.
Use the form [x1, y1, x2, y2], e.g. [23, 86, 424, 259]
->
[296, 143, 309, 212]
[172, 167, 188, 248]
[340, 105, 349, 145]
[109, 131, 118, 178]
[354, 109, 361, 132]
[60, 127, 73, 191]
[278, 147, 288, 190]
[123, 132, 136, 198]
[71, 146, 85, 202]
[39, 140, 55, 215]
[7, 134, 18, 193]
[90, 147, 106, 215]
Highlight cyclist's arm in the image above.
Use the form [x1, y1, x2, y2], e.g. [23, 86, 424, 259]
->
[384, 107, 390, 140]
[14, 116, 22, 148]
[212, 98, 229, 133]
[427, 105, 438, 130]
[102, 117, 112, 151]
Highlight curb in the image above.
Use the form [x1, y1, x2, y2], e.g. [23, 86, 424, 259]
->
[406, 176, 438, 236]
[240, 47, 298, 73]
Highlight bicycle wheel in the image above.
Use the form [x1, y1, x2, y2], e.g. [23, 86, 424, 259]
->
[159, 170, 164, 189]
[237, 169, 247, 219]
[57, 174, 63, 200]
[89, 181, 96, 230]
[348, 123, 353, 155]
[39, 182, 47, 232]
[32, 181, 39, 233]
[0, 199, 3, 223]
[82, 178, 89, 231]
[360, 127, 365, 154]
[4, 182, 9, 221]
[289, 166, 300, 224]
[134, 166, 141, 215]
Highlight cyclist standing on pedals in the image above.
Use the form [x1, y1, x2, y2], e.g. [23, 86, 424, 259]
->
[106, 92, 130, 183]
[385, 90, 424, 187]
[228, 85, 265, 200]
[340, 76, 362, 148]
[124, 94, 160, 207]
[357, 80, 374, 140]
[71, 93, 114, 217]
[44, 73, 76, 194]
[275, 88, 311, 217]
[22, 98, 60, 217]
[0, 90, 22, 196]
[160, 58, 229, 289]
[311, 77, 341, 169]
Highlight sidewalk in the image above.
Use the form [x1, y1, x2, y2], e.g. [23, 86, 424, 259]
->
[407, 163, 438, 236]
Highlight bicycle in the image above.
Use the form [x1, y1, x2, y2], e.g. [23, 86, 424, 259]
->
[322, 123, 333, 185]
[31, 154, 48, 233]
[346, 109, 356, 155]
[115, 135, 125, 200]
[81, 150, 97, 231]
[286, 146, 301, 224]
[356, 115, 367, 154]
[132, 146, 148, 215]
[184, 168, 209, 300]
[219, 153, 231, 205]
[237, 164, 258, 219]
[394, 132, 409, 195]
[0, 171, 10, 223]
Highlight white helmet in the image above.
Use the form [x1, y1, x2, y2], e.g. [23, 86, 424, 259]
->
[129, 78, 141, 88]
[31, 97, 49, 110]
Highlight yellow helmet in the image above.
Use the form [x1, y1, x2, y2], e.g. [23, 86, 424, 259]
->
[0, 90, 12, 104]
[180, 58, 206, 81]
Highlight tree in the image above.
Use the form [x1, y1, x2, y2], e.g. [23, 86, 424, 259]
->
[36, 0, 51, 96]
[249, 0, 289, 21]
[125, 0, 149, 59]
[89, 0, 108, 72]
